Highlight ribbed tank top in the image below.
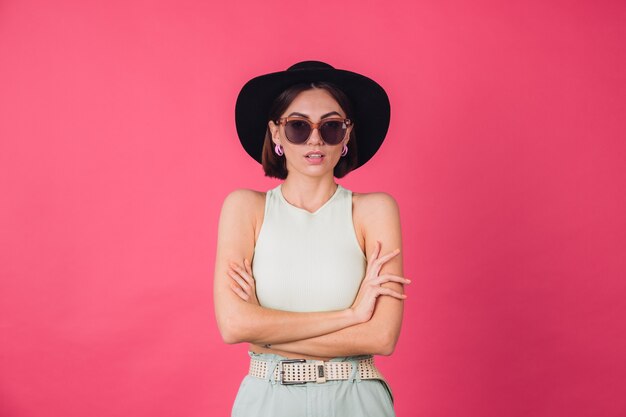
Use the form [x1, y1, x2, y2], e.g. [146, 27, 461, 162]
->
[252, 183, 367, 313]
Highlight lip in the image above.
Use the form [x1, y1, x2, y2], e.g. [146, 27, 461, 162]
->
[304, 151, 325, 165]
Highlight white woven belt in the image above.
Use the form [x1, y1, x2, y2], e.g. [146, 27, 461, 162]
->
[249, 357, 385, 385]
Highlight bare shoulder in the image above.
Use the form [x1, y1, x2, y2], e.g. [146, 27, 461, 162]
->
[221, 188, 265, 211]
[220, 188, 266, 239]
[352, 190, 402, 259]
[352, 190, 400, 220]
[220, 188, 266, 243]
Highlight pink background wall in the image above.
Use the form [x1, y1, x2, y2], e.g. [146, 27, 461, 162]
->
[1, 1, 625, 416]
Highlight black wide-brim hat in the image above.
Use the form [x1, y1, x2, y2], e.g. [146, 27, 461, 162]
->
[235, 61, 391, 170]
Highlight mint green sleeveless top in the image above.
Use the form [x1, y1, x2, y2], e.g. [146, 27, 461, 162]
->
[251, 184, 367, 313]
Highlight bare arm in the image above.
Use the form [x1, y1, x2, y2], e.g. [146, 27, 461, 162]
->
[229, 192, 407, 356]
[268, 193, 405, 356]
[213, 190, 405, 346]
[268, 298, 402, 357]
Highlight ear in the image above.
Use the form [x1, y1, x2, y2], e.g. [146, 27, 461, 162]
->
[344, 124, 353, 145]
[268, 120, 280, 145]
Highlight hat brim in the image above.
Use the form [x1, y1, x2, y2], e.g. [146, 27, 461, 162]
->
[235, 65, 390, 171]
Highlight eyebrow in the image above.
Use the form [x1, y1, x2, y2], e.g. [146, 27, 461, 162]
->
[287, 111, 343, 119]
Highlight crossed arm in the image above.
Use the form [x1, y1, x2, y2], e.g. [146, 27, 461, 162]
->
[213, 189, 407, 357]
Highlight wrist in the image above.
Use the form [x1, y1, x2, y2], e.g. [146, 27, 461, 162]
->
[346, 307, 364, 325]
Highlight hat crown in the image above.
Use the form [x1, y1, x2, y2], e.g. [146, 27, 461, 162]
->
[287, 61, 334, 71]
[235, 61, 390, 172]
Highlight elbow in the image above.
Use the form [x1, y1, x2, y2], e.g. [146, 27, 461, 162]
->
[219, 328, 241, 345]
[376, 331, 399, 356]
[377, 342, 395, 357]
[215, 301, 262, 345]
[216, 315, 247, 345]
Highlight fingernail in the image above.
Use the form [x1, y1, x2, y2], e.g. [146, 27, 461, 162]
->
[406, 279, 411, 283]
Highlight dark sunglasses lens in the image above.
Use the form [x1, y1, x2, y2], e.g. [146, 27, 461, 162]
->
[319, 120, 347, 145]
[284, 120, 311, 144]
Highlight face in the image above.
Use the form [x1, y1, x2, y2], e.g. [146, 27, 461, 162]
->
[269, 88, 351, 178]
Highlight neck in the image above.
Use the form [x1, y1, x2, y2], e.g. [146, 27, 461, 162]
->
[280, 173, 338, 212]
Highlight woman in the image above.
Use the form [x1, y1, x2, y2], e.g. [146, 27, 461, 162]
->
[214, 61, 409, 417]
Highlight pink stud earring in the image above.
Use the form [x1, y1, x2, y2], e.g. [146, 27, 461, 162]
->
[341, 143, 348, 157]
[274, 144, 284, 156]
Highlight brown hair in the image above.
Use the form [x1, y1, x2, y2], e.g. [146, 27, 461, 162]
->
[261, 82, 359, 179]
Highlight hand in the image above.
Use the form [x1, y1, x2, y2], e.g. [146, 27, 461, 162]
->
[350, 240, 409, 323]
[228, 258, 260, 305]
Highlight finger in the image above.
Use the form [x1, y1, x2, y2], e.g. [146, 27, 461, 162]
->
[372, 250, 400, 273]
[377, 286, 408, 300]
[228, 273, 251, 296]
[243, 259, 256, 287]
[231, 261, 251, 278]
[231, 263, 255, 286]
[377, 247, 401, 264]
[240, 269, 256, 288]
[229, 283, 249, 300]
[230, 261, 244, 272]
[368, 241, 382, 266]
[377, 274, 411, 285]
[228, 270, 251, 292]
[233, 264, 255, 287]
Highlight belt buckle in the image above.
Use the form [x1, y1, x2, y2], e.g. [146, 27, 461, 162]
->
[279, 359, 307, 385]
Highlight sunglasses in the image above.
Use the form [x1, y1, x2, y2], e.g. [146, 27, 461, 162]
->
[277, 117, 353, 145]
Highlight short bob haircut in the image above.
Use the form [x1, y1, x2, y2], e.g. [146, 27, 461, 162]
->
[261, 82, 359, 179]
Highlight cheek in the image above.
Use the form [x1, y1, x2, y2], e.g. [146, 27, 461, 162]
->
[282, 143, 296, 154]
[282, 146, 300, 163]
[327, 149, 343, 164]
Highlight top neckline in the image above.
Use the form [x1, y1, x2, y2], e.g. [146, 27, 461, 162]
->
[277, 184, 343, 215]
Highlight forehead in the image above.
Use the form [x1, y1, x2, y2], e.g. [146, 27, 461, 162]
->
[283, 88, 345, 117]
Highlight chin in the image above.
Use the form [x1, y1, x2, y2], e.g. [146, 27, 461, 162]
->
[297, 166, 333, 177]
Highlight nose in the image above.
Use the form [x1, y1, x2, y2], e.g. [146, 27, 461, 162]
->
[306, 126, 324, 145]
